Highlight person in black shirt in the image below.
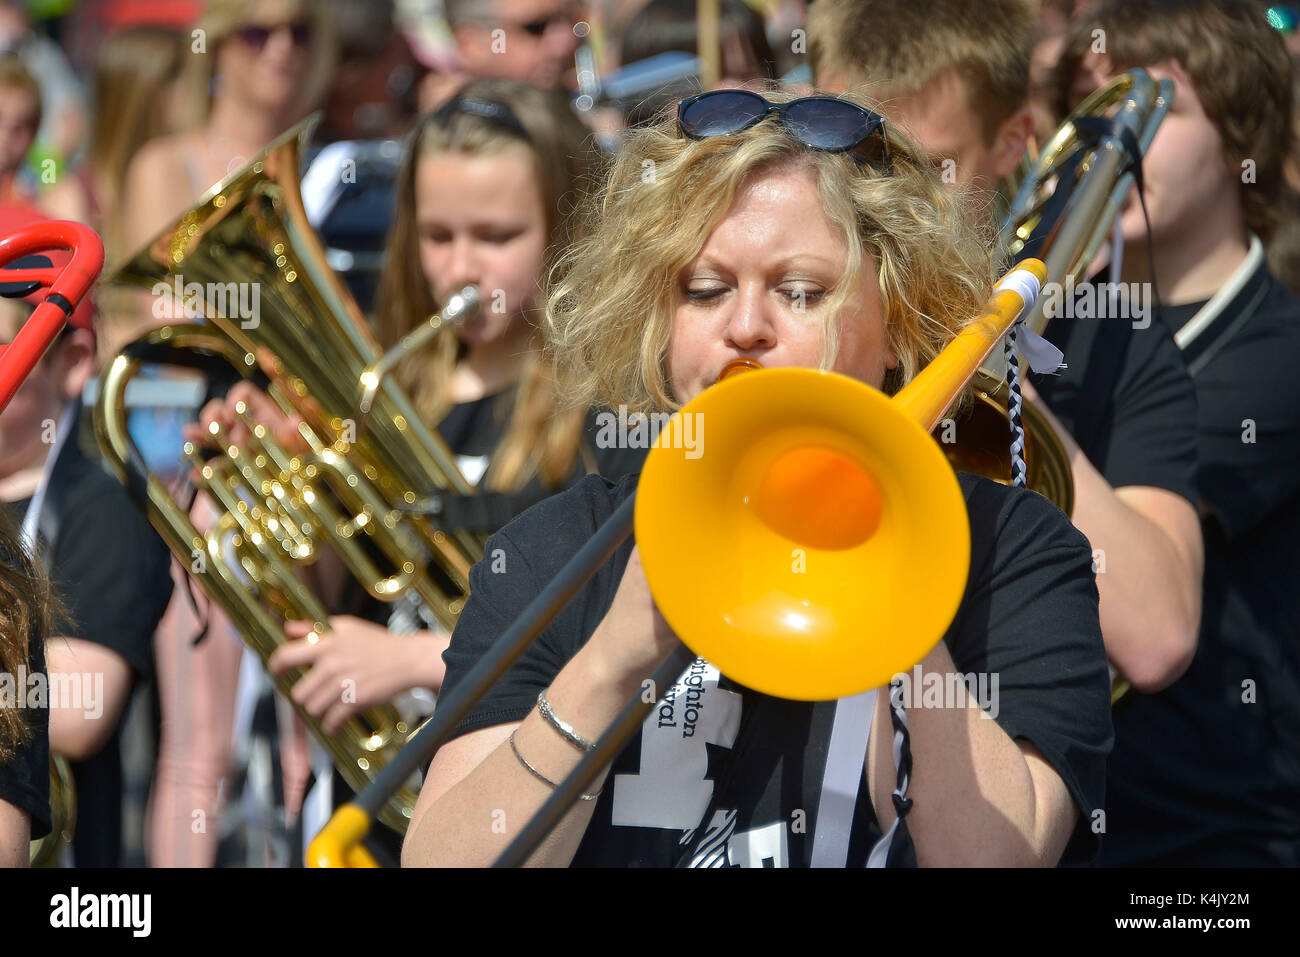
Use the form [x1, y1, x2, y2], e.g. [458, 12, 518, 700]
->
[402, 90, 1113, 867]
[1053, 0, 1300, 865]
[0, 294, 173, 867]
[809, 0, 1204, 698]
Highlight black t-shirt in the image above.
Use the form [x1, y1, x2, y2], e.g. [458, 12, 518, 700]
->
[1030, 291, 1199, 505]
[440, 472, 1113, 867]
[1100, 262, 1300, 866]
[422, 389, 646, 538]
[439, 388, 646, 484]
[3, 441, 171, 681]
[0, 615, 51, 841]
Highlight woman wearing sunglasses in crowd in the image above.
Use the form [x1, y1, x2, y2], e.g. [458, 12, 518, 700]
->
[191, 80, 639, 860]
[402, 88, 1113, 868]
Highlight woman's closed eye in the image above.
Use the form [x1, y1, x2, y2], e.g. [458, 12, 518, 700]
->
[779, 283, 826, 306]
[684, 283, 727, 302]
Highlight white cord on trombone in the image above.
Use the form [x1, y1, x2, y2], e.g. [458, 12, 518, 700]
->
[866, 678, 913, 867]
[1005, 322, 1029, 489]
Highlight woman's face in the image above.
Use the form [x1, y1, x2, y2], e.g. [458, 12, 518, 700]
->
[414, 149, 549, 346]
[216, 0, 314, 114]
[669, 163, 897, 404]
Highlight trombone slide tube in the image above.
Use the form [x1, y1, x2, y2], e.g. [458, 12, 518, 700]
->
[893, 260, 1047, 428]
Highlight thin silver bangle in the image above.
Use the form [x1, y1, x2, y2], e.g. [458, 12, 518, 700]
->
[536, 689, 596, 752]
[508, 730, 601, 801]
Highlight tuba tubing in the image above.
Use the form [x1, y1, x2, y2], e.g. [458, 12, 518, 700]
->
[307, 258, 1049, 867]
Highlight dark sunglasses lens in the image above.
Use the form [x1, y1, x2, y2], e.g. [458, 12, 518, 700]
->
[290, 21, 312, 45]
[784, 100, 876, 150]
[237, 25, 271, 48]
[680, 91, 768, 137]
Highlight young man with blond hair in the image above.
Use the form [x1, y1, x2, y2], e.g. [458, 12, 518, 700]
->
[808, 0, 1205, 718]
[808, 0, 1037, 204]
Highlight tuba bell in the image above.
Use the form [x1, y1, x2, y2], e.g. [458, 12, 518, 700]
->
[940, 68, 1173, 516]
[93, 116, 484, 833]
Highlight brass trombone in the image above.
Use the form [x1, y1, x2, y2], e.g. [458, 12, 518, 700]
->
[307, 259, 1049, 867]
[943, 68, 1173, 515]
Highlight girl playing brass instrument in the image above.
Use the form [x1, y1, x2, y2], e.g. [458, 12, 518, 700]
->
[187, 81, 637, 860]
[402, 89, 1113, 867]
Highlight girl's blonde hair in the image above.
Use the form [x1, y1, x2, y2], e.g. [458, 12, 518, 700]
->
[176, 0, 336, 129]
[546, 89, 996, 413]
[376, 80, 605, 491]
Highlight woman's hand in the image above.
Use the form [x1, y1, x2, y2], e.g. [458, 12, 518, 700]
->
[183, 380, 307, 454]
[268, 616, 450, 734]
[579, 546, 682, 694]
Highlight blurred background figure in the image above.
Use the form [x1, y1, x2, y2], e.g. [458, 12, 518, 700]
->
[317, 0, 423, 142]
[0, 0, 85, 171]
[0, 55, 40, 204]
[39, 26, 185, 366]
[438, 0, 584, 95]
[119, 0, 335, 253]
[616, 0, 777, 125]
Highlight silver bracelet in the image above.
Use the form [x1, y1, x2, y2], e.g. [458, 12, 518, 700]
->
[536, 689, 596, 752]
[508, 730, 601, 801]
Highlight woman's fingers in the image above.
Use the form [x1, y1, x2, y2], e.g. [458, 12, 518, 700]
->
[268, 626, 323, 676]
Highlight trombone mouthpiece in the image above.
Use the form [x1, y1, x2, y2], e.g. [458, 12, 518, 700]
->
[717, 358, 763, 382]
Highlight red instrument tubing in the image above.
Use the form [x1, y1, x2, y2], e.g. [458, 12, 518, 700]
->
[0, 220, 104, 412]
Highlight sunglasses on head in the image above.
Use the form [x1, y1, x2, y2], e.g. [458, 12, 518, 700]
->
[431, 95, 530, 139]
[234, 19, 312, 50]
[678, 90, 891, 167]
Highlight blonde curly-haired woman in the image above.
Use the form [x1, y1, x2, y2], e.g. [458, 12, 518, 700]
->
[403, 89, 1114, 868]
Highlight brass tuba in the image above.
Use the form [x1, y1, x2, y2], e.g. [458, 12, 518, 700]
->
[941, 68, 1173, 516]
[93, 117, 483, 833]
